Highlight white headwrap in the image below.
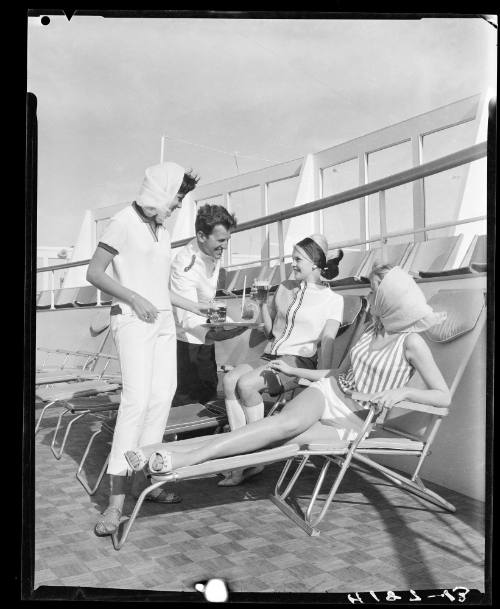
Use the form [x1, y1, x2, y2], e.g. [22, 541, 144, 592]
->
[136, 161, 185, 213]
[371, 266, 447, 334]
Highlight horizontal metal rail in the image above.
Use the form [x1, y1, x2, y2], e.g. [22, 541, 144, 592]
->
[223, 214, 487, 271]
[37, 141, 487, 276]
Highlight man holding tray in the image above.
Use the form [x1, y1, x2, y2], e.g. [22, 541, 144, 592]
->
[170, 204, 246, 405]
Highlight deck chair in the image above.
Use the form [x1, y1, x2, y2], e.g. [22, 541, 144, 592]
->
[268, 287, 486, 535]
[76, 401, 228, 495]
[216, 268, 240, 297]
[74, 285, 98, 307]
[326, 249, 370, 288]
[35, 378, 121, 454]
[230, 265, 262, 295]
[109, 287, 485, 548]
[54, 287, 80, 308]
[419, 234, 487, 278]
[35, 349, 119, 386]
[357, 242, 413, 279]
[36, 310, 111, 379]
[36, 290, 55, 310]
[402, 235, 463, 276]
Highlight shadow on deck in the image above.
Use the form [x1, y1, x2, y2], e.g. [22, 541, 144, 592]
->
[34, 410, 485, 595]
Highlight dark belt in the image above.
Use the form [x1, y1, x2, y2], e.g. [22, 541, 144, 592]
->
[110, 304, 123, 316]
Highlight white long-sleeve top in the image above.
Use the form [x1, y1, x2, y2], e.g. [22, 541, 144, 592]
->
[169, 238, 220, 344]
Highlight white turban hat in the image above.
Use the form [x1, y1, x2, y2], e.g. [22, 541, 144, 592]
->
[136, 161, 185, 213]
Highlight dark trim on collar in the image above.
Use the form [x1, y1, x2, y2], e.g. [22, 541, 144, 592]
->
[132, 201, 162, 226]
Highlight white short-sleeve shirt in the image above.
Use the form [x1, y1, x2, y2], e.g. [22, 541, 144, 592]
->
[98, 203, 173, 314]
[169, 238, 220, 344]
[266, 280, 344, 358]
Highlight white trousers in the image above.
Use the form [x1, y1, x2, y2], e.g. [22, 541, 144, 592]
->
[107, 311, 177, 476]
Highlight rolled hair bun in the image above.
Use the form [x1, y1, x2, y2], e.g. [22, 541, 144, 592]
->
[320, 248, 344, 280]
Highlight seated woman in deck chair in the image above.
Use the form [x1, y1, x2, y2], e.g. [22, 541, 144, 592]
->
[218, 234, 344, 485]
[125, 264, 451, 476]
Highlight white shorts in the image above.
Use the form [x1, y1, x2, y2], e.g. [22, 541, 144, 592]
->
[312, 376, 365, 442]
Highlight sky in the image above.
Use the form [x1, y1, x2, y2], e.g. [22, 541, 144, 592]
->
[27, 14, 497, 248]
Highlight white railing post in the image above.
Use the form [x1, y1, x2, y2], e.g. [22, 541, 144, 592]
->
[224, 192, 231, 266]
[96, 289, 102, 306]
[379, 189, 388, 245]
[277, 219, 286, 281]
[50, 270, 55, 310]
[378, 189, 388, 264]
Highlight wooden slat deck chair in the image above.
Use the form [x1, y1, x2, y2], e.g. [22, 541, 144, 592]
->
[419, 234, 487, 278]
[76, 401, 229, 495]
[35, 379, 122, 459]
[109, 287, 485, 549]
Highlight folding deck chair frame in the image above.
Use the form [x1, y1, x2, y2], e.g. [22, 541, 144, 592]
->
[269, 287, 486, 535]
[35, 380, 121, 462]
[76, 401, 229, 495]
[108, 287, 485, 549]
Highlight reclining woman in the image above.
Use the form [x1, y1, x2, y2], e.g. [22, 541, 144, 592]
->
[219, 234, 344, 485]
[124, 264, 450, 478]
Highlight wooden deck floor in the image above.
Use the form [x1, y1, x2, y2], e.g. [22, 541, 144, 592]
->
[34, 408, 486, 597]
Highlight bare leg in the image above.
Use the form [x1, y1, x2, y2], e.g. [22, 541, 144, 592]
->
[222, 364, 252, 430]
[220, 365, 272, 485]
[141, 386, 326, 471]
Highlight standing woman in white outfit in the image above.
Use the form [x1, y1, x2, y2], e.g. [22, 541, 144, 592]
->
[86, 161, 206, 536]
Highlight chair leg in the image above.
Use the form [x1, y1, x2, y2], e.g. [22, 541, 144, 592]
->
[111, 476, 175, 551]
[35, 400, 59, 434]
[76, 427, 110, 495]
[353, 453, 456, 512]
[269, 455, 323, 536]
[50, 411, 89, 460]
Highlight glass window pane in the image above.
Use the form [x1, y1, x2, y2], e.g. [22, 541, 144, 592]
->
[268, 176, 299, 259]
[423, 121, 483, 232]
[231, 228, 262, 266]
[423, 120, 477, 163]
[321, 159, 360, 245]
[229, 187, 262, 265]
[366, 141, 413, 242]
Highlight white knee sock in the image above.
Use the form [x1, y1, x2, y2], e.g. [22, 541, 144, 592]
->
[244, 400, 264, 424]
[225, 398, 247, 430]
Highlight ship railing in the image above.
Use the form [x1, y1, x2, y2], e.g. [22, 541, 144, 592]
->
[36, 141, 487, 309]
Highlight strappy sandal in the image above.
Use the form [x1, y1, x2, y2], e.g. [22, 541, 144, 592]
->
[94, 506, 122, 537]
[148, 449, 173, 474]
[124, 449, 148, 472]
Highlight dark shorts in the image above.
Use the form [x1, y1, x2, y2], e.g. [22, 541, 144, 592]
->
[251, 352, 317, 395]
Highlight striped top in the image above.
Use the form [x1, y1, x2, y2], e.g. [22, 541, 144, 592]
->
[265, 280, 343, 358]
[338, 323, 414, 395]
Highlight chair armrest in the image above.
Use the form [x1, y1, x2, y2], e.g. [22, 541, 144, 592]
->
[388, 400, 449, 416]
[298, 378, 311, 386]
